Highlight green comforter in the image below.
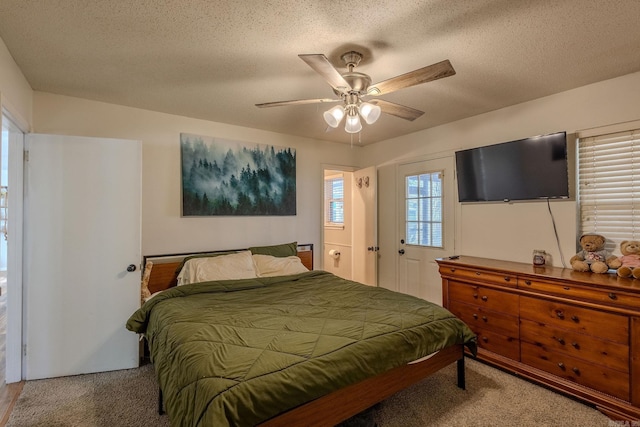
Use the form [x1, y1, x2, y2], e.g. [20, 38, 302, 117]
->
[126, 270, 476, 427]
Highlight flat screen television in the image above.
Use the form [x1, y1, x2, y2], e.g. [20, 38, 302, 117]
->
[455, 131, 569, 202]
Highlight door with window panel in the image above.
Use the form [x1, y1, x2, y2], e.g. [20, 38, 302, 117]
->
[397, 157, 454, 303]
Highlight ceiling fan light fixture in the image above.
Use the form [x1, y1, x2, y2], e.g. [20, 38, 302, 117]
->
[345, 112, 362, 134]
[323, 105, 345, 128]
[358, 102, 382, 125]
[257, 52, 455, 138]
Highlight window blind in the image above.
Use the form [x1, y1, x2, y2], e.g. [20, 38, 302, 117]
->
[578, 128, 640, 249]
[324, 175, 344, 225]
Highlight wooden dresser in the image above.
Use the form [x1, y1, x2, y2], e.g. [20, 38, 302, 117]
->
[437, 256, 640, 421]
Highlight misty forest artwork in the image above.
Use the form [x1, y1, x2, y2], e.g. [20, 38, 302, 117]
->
[181, 134, 296, 216]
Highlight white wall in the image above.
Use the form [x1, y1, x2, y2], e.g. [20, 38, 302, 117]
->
[362, 72, 640, 273]
[0, 35, 32, 129]
[32, 92, 358, 265]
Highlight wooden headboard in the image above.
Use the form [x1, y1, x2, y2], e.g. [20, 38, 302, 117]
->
[142, 244, 313, 296]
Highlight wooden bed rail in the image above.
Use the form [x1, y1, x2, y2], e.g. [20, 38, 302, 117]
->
[157, 344, 465, 423]
[259, 344, 466, 426]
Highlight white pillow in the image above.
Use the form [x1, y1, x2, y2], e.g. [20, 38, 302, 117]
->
[252, 254, 309, 277]
[177, 250, 258, 285]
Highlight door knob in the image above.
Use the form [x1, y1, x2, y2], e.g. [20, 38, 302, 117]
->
[398, 249, 405, 255]
[127, 264, 137, 272]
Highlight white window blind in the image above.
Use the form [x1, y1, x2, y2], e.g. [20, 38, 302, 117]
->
[324, 175, 344, 225]
[578, 128, 640, 249]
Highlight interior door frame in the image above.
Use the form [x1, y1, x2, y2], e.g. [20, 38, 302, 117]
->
[320, 164, 357, 273]
[1, 106, 27, 383]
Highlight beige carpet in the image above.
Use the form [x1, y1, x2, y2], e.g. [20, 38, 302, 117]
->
[6, 359, 611, 427]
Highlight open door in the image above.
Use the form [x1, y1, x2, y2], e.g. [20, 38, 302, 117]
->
[24, 134, 141, 379]
[352, 166, 377, 286]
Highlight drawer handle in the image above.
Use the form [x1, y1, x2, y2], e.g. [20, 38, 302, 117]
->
[525, 280, 531, 285]
[556, 311, 565, 319]
[504, 276, 511, 282]
[475, 272, 481, 275]
[572, 367, 580, 375]
[450, 268, 456, 272]
[571, 342, 579, 349]
[571, 315, 579, 322]
[481, 336, 488, 343]
[481, 295, 488, 302]
[608, 293, 617, 300]
[473, 313, 478, 319]
[482, 316, 488, 322]
[473, 293, 478, 299]
[557, 337, 565, 345]
[563, 287, 570, 291]
[558, 362, 565, 370]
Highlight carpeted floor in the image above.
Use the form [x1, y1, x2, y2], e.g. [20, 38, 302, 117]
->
[6, 358, 612, 427]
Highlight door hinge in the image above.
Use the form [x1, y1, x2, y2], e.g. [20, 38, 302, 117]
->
[24, 150, 29, 162]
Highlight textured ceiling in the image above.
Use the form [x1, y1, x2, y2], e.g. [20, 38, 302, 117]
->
[1, 0, 640, 145]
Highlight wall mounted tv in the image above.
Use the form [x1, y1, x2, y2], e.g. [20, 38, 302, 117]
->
[455, 131, 569, 202]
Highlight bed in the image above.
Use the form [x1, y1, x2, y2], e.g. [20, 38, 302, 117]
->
[126, 243, 476, 426]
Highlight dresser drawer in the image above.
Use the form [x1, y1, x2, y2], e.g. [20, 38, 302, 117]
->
[449, 300, 519, 336]
[476, 327, 520, 360]
[442, 266, 517, 288]
[522, 342, 630, 401]
[519, 278, 640, 309]
[520, 296, 629, 345]
[449, 282, 519, 315]
[520, 319, 629, 373]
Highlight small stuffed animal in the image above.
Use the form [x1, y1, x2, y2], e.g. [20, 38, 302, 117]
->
[616, 240, 640, 278]
[570, 233, 621, 273]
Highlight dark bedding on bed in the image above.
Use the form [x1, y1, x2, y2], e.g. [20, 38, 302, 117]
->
[127, 270, 476, 427]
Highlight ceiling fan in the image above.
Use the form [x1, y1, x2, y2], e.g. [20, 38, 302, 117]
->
[255, 51, 456, 133]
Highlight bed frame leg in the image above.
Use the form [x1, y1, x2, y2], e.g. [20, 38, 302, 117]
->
[456, 355, 466, 390]
[158, 388, 165, 415]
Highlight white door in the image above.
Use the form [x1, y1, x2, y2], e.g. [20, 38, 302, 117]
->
[24, 134, 141, 380]
[397, 157, 455, 303]
[352, 166, 377, 286]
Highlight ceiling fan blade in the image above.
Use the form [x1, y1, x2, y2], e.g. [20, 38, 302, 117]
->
[299, 54, 352, 93]
[368, 60, 456, 96]
[255, 98, 340, 108]
[371, 99, 424, 121]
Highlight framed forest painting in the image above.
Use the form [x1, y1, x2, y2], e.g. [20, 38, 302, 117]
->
[181, 133, 296, 216]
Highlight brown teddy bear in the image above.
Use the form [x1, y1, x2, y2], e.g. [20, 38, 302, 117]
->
[570, 233, 621, 273]
[616, 240, 640, 278]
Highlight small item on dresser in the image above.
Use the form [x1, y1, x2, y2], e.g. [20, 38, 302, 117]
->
[569, 233, 621, 273]
[532, 250, 546, 266]
[616, 240, 640, 279]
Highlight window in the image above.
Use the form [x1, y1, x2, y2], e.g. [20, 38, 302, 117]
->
[578, 127, 640, 248]
[405, 171, 442, 247]
[324, 174, 344, 226]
